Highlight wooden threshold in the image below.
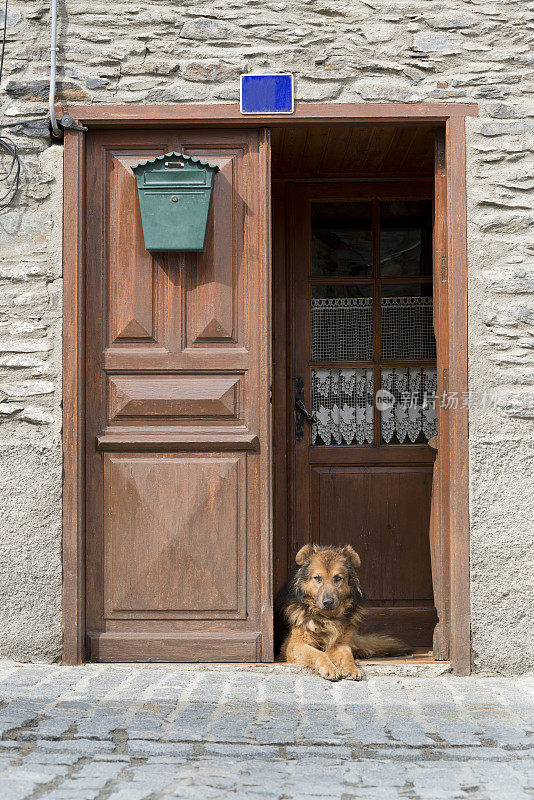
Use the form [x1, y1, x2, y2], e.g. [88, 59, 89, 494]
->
[363, 647, 439, 665]
[94, 648, 443, 668]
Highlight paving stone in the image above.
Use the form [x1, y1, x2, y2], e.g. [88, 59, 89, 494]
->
[0, 667, 532, 799]
[127, 739, 194, 757]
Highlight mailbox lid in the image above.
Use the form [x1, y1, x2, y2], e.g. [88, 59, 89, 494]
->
[142, 169, 209, 187]
[132, 152, 219, 188]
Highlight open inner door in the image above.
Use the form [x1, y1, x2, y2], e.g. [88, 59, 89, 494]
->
[290, 184, 437, 647]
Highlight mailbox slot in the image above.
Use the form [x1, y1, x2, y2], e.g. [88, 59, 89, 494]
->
[142, 170, 208, 187]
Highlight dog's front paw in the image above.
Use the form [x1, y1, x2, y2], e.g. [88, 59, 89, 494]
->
[331, 652, 362, 680]
[316, 656, 342, 681]
[342, 666, 363, 681]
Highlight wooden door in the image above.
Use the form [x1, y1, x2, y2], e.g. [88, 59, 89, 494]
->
[429, 129, 451, 660]
[85, 128, 272, 662]
[287, 182, 437, 647]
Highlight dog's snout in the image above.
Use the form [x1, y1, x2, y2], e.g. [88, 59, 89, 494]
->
[322, 595, 335, 608]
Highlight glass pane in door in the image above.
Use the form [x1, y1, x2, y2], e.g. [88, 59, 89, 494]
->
[312, 202, 373, 277]
[380, 200, 432, 277]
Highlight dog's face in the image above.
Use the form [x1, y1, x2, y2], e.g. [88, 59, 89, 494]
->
[294, 544, 363, 614]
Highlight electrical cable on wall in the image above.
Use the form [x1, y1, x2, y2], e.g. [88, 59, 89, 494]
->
[49, 0, 61, 137]
[1, 0, 78, 145]
[0, 134, 20, 210]
[0, 0, 54, 210]
[1, 1, 48, 127]
[0, 0, 7, 87]
[0, 0, 21, 209]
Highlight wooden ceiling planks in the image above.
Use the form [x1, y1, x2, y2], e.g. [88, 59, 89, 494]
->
[271, 124, 436, 179]
[319, 126, 353, 173]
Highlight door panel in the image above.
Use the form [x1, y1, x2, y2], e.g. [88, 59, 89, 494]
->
[107, 374, 241, 421]
[85, 129, 271, 662]
[181, 143, 245, 347]
[311, 466, 434, 600]
[103, 453, 246, 618]
[108, 149, 165, 344]
[286, 183, 437, 647]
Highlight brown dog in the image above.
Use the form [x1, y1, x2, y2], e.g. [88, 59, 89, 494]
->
[275, 544, 409, 680]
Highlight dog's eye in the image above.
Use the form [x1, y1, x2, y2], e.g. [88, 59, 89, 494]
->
[313, 575, 322, 584]
[333, 575, 343, 584]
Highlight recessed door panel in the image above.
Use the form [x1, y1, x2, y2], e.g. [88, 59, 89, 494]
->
[107, 374, 241, 422]
[311, 466, 434, 601]
[107, 149, 166, 345]
[182, 144, 245, 348]
[104, 453, 246, 618]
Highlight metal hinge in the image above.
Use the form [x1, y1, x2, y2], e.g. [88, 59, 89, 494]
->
[437, 138, 446, 176]
[442, 368, 449, 395]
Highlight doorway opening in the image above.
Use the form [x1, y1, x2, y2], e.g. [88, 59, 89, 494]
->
[272, 124, 442, 659]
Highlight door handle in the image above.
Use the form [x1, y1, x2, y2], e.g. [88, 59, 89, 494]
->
[295, 376, 314, 441]
[295, 398, 314, 422]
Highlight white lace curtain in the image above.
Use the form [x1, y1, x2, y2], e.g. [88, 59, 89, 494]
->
[381, 367, 437, 444]
[312, 298, 372, 361]
[311, 296, 436, 362]
[311, 367, 438, 445]
[381, 296, 435, 360]
[312, 369, 374, 445]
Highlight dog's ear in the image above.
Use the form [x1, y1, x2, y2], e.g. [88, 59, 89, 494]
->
[295, 544, 316, 565]
[342, 545, 361, 570]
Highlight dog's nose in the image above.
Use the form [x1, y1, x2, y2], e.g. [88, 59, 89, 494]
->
[322, 595, 335, 608]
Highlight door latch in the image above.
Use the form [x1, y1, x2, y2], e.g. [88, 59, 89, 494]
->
[295, 376, 314, 441]
[295, 398, 314, 422]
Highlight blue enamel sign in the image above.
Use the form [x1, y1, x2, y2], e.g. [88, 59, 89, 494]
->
[240, 74, 294, 114]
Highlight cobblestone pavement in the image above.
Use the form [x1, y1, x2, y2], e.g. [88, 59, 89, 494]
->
[0, 663, 532, 800]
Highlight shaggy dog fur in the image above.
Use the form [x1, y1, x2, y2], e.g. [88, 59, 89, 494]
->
[275, 544, 409, 680]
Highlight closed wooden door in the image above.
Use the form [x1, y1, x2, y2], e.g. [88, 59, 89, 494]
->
[85, 129, 272, 662]
[288, 183, 437, 647]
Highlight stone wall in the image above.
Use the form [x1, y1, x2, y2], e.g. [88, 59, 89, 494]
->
[0, 0, 532, 671]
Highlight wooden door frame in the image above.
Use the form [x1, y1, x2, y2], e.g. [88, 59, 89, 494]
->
[61, 102, 476, 672]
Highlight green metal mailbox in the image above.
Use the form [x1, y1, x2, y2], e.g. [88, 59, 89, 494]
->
[131, 152, 219, 252]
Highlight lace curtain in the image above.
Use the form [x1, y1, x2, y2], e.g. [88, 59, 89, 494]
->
[311, 296, 436, 362]
[312, 298, 372, 361]
[381, 296, 436, 360]
[310, 297, 437, 446]
[312, 368, 374, 445]
[381, 367, 437, 444]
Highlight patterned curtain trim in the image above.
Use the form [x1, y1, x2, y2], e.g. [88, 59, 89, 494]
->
[381, 368, 437, 444]
[312, 368, 374, 446]
[311, 296, 433, 307]
[381, 296, 433, 307]
[311, 297, 373, 308]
